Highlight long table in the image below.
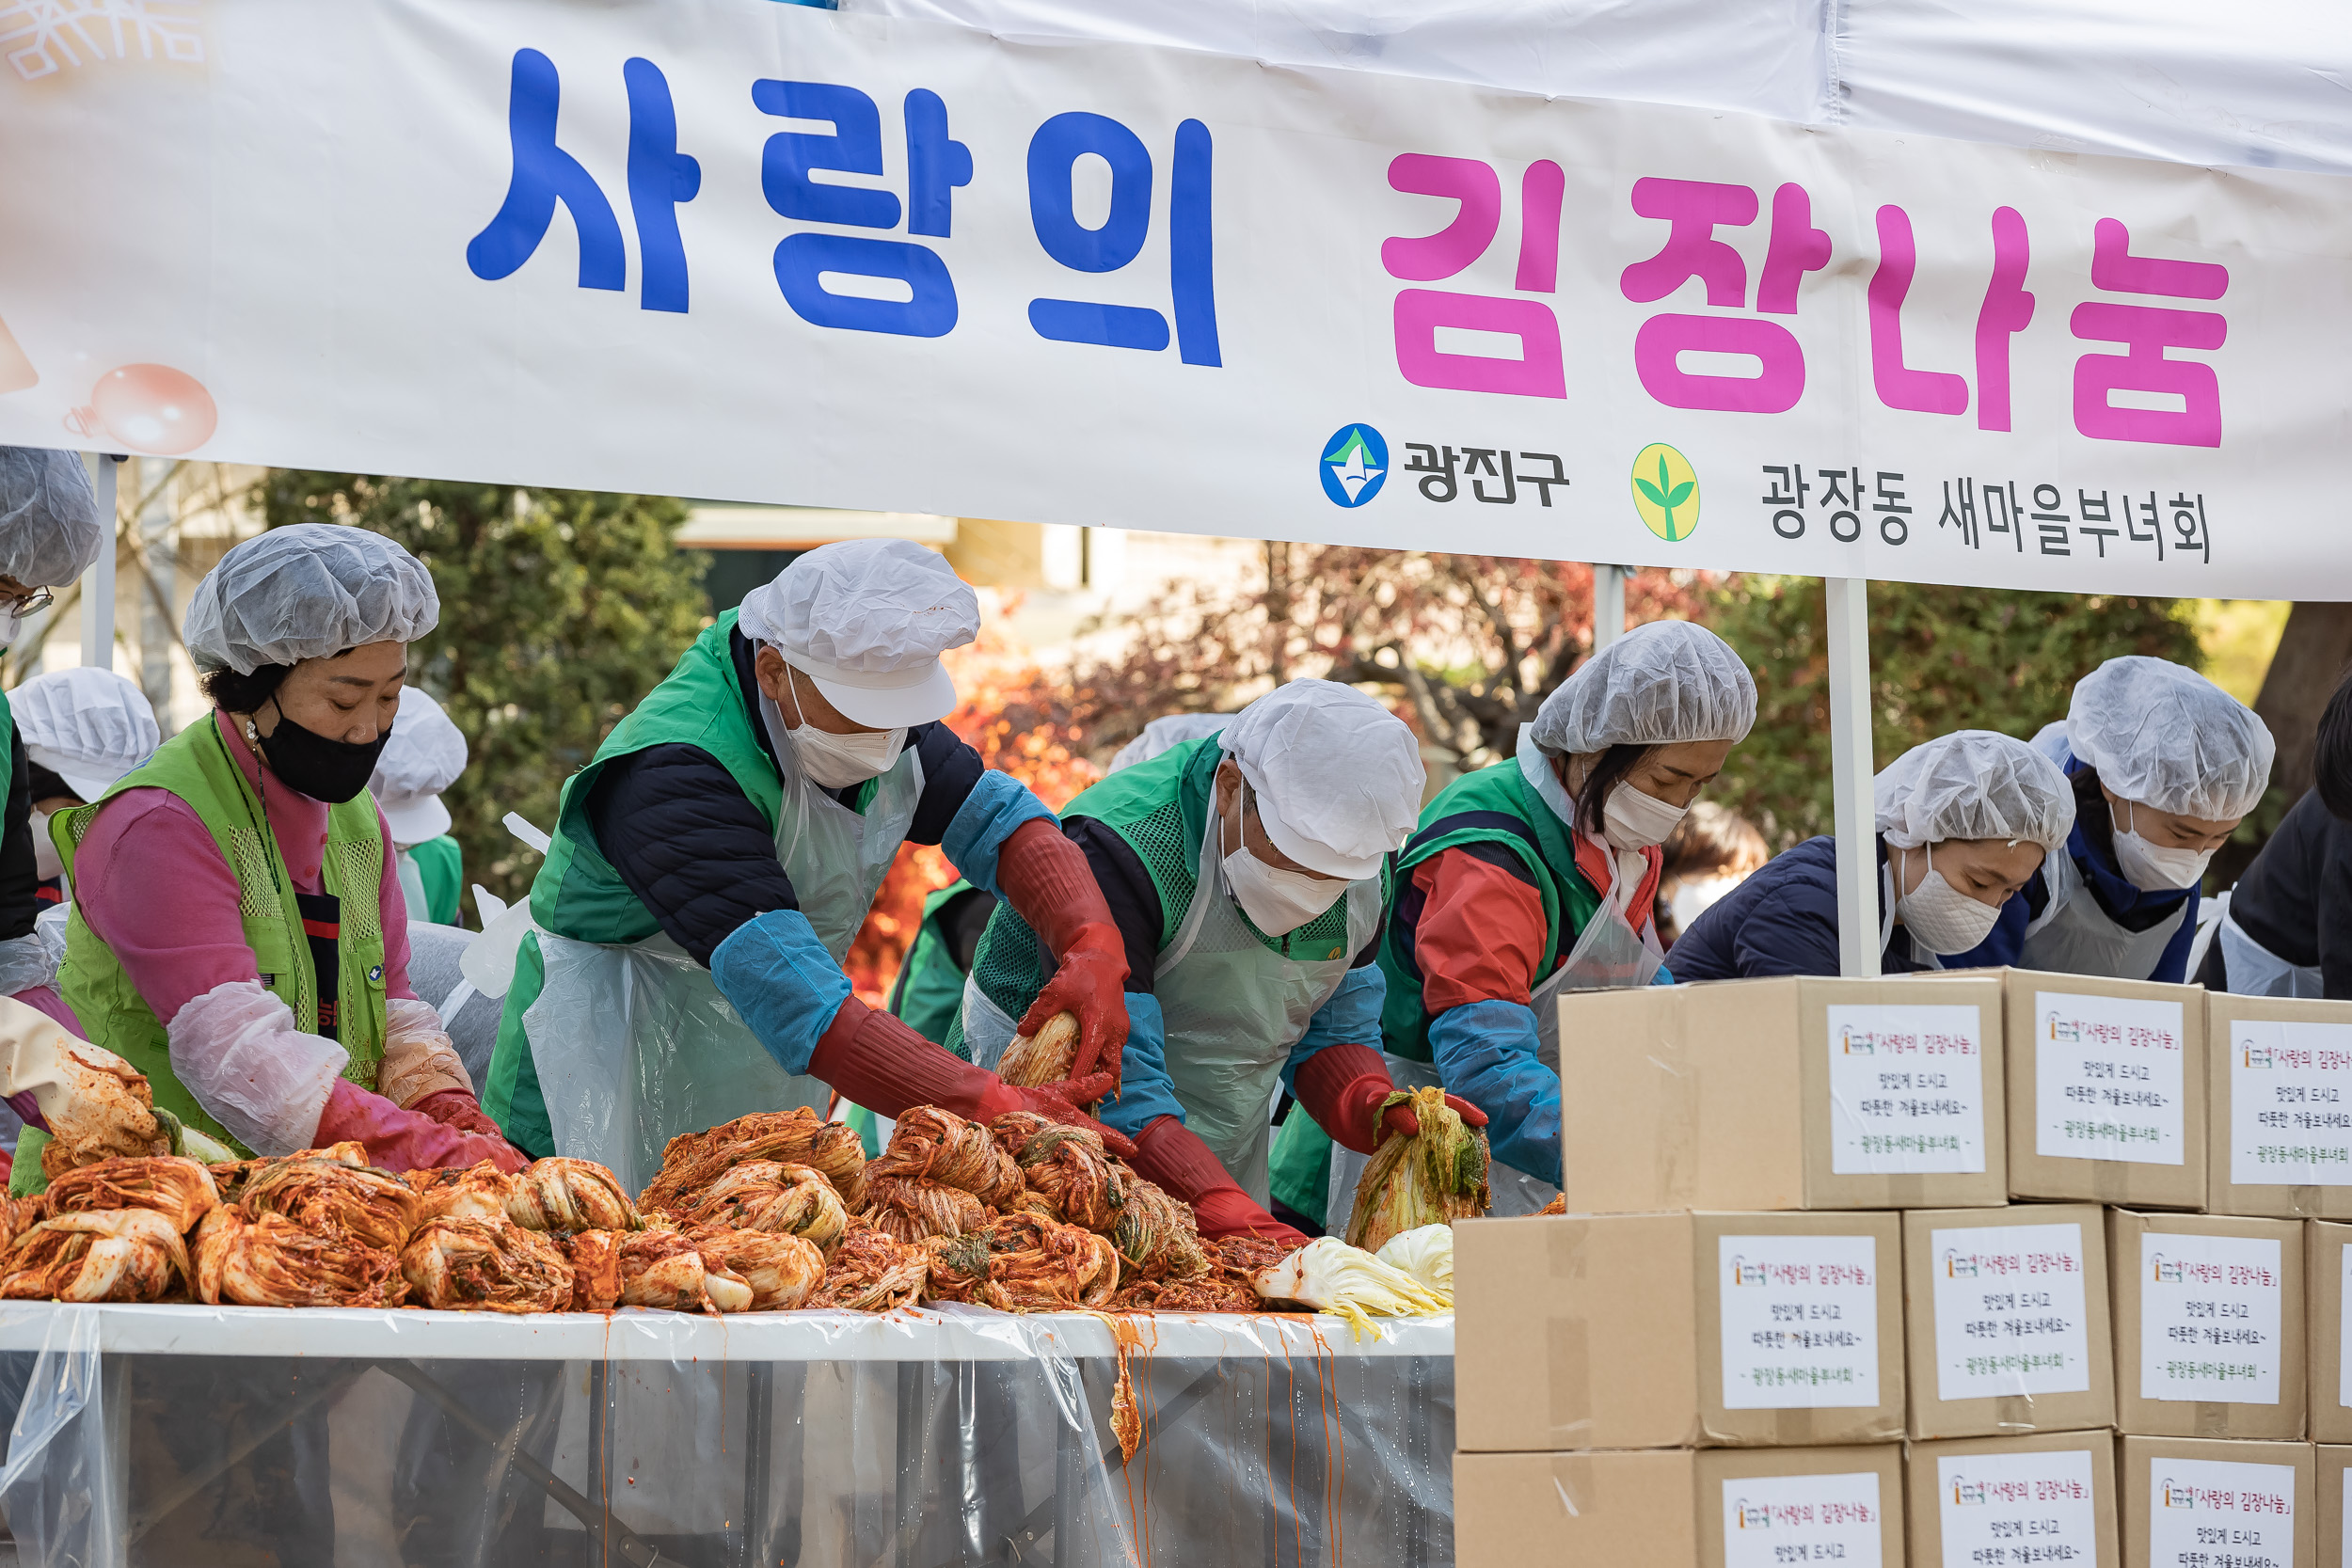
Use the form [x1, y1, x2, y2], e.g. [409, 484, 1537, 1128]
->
[0, 1303, 1454, 1567]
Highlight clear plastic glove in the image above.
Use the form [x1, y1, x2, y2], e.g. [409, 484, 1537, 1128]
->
[165, 979, 349, 1155]
[378, 997, 473, 1108]
[0, 994, 165, 1164]
[310, 1079, 529, 1174]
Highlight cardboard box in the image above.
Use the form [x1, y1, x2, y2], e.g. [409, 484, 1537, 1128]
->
[2110, 1210, 2306, 1440]
[2207, 993, 2352, 1219]
[1908, 1430, 2118, 1568]
[1987, 968, 2207, 1209]
[2118, 1435, 2312, 1568]
[1904, 1205, 2116, 1438]
[1454, 1211, 1906, 1451]
[2319, 1446, 2352, 1568]
[1455, 1444, 1906, 1568]
[2309, 1224, 2352, 1445]
[1557, 975, 2008, 1212]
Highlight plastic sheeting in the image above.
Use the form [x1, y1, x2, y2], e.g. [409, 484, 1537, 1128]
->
[0, 1303, 1453, 1567]
[840, 0, 2352, 177]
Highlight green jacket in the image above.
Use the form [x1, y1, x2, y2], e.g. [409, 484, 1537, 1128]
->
[404, 834, 464, 926]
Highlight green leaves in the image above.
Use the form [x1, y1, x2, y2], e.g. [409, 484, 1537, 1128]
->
[1634, 474, 1669, 507]
[1664, 480, 1694, 508]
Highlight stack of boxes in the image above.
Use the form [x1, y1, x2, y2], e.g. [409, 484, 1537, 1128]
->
[1455, 971, 2352, 1568]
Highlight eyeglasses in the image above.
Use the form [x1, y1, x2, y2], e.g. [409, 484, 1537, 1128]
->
[2, 588, 54, 616]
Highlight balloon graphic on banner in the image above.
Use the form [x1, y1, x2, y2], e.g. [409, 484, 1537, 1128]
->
[63, 364, 217, 454]
[0, 314, 33, 396]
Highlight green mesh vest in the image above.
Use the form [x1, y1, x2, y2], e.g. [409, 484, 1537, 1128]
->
[54, 714, 392, 1155]
[1375, 758, 1603, 1062]
[958, 737, 1375, 1050]
[485, 611, 872, 1152]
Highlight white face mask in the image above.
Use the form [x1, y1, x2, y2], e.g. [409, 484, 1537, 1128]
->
[0, 607, 22, 650]
[1221, 784, 1348, 936]
[1602, 781, 1688, 851]
[28, 809, 59, 881]
[2109, 802, 2214, 892]
[1668, 873, 1740, 934]
[1892, 846, 2004, 956]
[781, 667, 906, 790]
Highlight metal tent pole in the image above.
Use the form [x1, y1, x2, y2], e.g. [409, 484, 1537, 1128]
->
[82, 453, 119, 672]
[1825, 577, 1880, 977]
[1593, 564, 1628, 650]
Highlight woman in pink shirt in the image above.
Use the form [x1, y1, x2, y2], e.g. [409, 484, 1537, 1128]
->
[55, 525, 524, 1176]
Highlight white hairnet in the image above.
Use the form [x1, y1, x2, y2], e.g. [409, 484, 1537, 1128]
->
[9, 667, 158, 800]
[737, 538, 979, 727]
[184, 525, 438, 674]
[1874, 730, 2076, 852]
[2065, 656, 2274, 821]
[0, 448, 106, 587]
[1109, 712, 1232, 773]
[1529, 620, 1757, 754]
[369, 686, 469, 844]
[1218, 679, 1424, 879]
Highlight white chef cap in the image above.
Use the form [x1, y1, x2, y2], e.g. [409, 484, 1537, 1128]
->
[369, 686, 469, 845]
[2064, 656, 2274, 821]
[1874, 730, 2075, 852]
[1217, 679, 1423, 879]
[184, 525, 439, 674]
[1108, 712, 1232, 773]
[737, 538, 979, 728]
[9, 667, 159, 801]
[0, 448, 106, 588]
[1528, 620, 1757, 755]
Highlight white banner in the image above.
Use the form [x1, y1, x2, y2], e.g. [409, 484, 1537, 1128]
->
[2, 0, 2348, 596]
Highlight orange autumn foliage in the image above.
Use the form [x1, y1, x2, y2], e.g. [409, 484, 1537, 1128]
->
[842, 625, 1101, 1007]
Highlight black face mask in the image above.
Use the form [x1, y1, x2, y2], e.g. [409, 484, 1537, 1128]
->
[251, 699, 392, 804]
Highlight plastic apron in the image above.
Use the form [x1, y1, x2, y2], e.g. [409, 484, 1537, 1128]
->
[2217, 896, 2327, 998]
[521, 713, 923, 1195]
[2018, 847, 2188, 980]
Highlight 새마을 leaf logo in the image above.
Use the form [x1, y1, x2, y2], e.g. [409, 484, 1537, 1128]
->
[1319, 423, 1389, 508]
[1629, 443, 1699, 541]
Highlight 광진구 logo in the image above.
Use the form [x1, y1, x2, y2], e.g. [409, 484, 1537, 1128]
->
[1320, 423, 1389, 508]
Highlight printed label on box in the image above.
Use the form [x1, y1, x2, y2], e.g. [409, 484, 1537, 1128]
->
[2033, 990, 2185, 1165]
[1930, 1222, 2094, 1402]
[2229, 1017, 2352, 1186]
[1936, 1448, 2099, 1568]
[1721, 1470, 1883, 1568]
[1824, 1004, 1987, 1175]
[2138, 1230, 2283, 1404]
[1717, 1234, 1881, 1409]
[2340, 1243, 2352, 1413]
[2143, 1457, 2295, 1568]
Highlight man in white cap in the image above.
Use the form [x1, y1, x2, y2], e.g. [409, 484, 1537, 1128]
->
[484, 539, 1136, 1163]
[10, 666, 161, 913]
[368, 685, 469, 925]
[954, 678, 1432, 1243]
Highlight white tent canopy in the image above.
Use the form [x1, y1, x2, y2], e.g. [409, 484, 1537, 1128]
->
[848, 0, 2352, 175]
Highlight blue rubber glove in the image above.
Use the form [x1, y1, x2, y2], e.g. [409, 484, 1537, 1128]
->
[939, 770, 1056, 898]
[1280, 965, 1387, 1094]
[709, 909, 854, 1076]
[1429, 998, 1561, 1186]
[1091, 992, 1185, 1139]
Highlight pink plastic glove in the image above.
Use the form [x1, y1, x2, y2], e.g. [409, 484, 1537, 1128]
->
[993, 819, 1132, 1089]
[311, 1079, 530, 1173]
[411, 1088, 507, 1140]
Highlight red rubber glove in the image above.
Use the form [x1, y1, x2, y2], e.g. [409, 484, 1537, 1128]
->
[807, 995, 1138, 1159]
[994, 819, 1131, 1089]
[411, 1089, 507, 1140]
[311, 1079, 531, 1174]
[1289, 1041, 1487, 1156]
[1127, 1115, 1307, 1246]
